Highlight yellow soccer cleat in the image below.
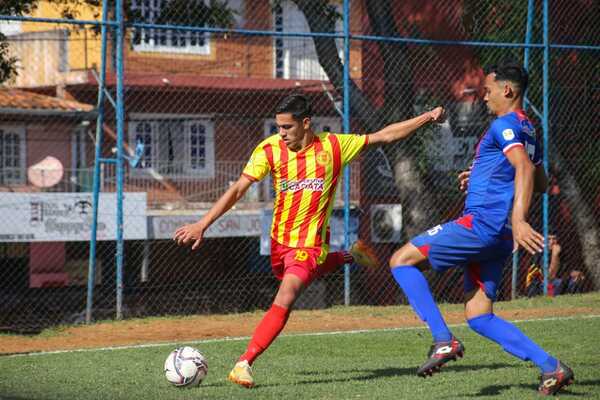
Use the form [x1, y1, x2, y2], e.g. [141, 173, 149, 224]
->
[228, 360, 255, 388]
[350, 240, 379, 269]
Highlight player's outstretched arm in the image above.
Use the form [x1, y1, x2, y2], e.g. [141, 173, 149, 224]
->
[173, 175, 254, 250]
[366, 106, 445, 146]
[506, 146, 544, 254]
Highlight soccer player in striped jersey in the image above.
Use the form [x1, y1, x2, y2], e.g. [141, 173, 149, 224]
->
[388, 60, 573, 395]
[174, 93, 444, 388]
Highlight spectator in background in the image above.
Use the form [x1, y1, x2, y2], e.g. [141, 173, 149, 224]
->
[526, 235, 586, 296]
[547, 235, 587, 295]
[526, 261, 544, 297]
[563, 270, 587, 294]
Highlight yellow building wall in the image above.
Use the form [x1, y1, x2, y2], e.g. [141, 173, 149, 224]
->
[22, 1, 102, 72]
[8, 0, 363, 87]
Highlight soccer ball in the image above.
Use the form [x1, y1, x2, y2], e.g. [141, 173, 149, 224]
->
[164, 346, 208, 387]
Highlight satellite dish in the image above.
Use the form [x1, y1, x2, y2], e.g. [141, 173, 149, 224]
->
[28, 156, 64, 188]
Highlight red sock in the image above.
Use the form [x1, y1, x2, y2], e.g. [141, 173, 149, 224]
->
[240, 304, 290, 365]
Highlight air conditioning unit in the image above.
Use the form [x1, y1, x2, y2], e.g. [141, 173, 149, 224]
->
[370, 204, 403, 243]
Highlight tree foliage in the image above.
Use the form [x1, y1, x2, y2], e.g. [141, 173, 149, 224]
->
[0, 0, 39, 82]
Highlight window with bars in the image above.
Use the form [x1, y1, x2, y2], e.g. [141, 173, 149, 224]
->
[131, 0, 211, 54]
[58, 29, 69, 73]
[129, 117, 214, 178]
[0, 127, 26, 185]
[134, 121, 154, 168]
[189, 122, 207, 171]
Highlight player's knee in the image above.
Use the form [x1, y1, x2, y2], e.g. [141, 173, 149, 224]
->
[274, 290, 297, 308]
[389, 245, 419, 269]
[464, 287, 494, 319]
[467, 313, 494, 335]
[274, 278, 304, 308]
[389, 250, 406, 269]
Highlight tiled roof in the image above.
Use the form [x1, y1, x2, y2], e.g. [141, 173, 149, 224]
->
[94, 71, 331, 92]
[0, 88, 94, 112]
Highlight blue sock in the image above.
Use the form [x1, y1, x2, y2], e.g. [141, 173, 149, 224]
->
[467, 313, 558, 373]
[391, 265, 452, 342]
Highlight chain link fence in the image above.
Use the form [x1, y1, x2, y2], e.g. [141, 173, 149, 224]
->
[0, 0, 598, 332]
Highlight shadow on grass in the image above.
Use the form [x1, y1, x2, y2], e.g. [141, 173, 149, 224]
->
[294, 362, 514, 385]
[465, 379, 600, 397]
[208, 370, 600, 393]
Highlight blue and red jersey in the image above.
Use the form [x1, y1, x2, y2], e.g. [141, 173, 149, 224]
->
[464, 110, 541, 241]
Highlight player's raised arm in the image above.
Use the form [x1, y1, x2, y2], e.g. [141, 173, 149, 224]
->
[505, 146, 544, 254]
[366, 106, 444, 146]
[173, 175, 254, 250]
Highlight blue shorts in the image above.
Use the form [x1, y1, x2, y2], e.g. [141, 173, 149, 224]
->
[410, 215, 513, 301]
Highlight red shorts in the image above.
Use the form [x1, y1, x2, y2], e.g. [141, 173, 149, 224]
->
[270, 239, 344, 286]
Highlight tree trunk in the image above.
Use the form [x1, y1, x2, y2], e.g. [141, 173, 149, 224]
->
[294, 0, 441, 235]
[553, 153, 600, 289]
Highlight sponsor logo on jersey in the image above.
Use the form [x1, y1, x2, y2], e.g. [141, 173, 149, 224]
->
[280, 178, 324, 192]
[502, 128, 515, 140]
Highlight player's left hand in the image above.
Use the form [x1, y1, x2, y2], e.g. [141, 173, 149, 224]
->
[512, 220, 545, 255]
[458, 170, 471, 192]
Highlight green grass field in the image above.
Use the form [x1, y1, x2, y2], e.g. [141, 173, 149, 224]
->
[1, 296, 599, 399]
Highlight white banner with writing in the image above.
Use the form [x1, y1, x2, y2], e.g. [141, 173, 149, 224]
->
[149, 210, 261, 240]
[0, 192, 147, 242]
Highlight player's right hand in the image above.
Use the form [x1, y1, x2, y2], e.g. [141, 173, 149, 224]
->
[458, 170, 471, 192]
[428, 106, 446, 123]
[173, 222, 205, 250]
[512, 220, 544, 255]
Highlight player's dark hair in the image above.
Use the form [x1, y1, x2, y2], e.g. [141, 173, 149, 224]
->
[485, 59, 529, 95]
[275, 94, 312, 121]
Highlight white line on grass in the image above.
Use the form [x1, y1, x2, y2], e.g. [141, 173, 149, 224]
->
[4, 313, 600, 358]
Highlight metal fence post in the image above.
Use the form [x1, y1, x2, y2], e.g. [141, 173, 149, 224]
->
[86, 0, 110, 324]
[342, 0, 351, 306]
[542, 0, 550, 295]
[513, 0, 536, 301]
[115, 0, 126, 319]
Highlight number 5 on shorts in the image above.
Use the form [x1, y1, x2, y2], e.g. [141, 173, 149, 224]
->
[427, 225, 443, 236]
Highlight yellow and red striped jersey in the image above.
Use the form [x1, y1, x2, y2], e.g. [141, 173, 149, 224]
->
[242, 132, 368, 262]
